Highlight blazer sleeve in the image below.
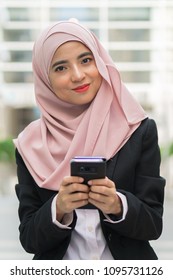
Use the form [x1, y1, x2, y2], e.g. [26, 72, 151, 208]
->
[15, 149, 76, 259]
[101, 119, 165, 241]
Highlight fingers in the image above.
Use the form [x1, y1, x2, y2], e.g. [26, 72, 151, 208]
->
[56, 193, 88, 222]
[56, 176, 90, 217]
[57, 192, 89, 214]
[88, 177, 116, 195]
[88, 192, 121, 215]
[57, 175, 121, 217]
[87, 177, 121, 214]
[61, 176, 89, 193]
[88, 176, 115, 188]
[62, 175, 84, 186]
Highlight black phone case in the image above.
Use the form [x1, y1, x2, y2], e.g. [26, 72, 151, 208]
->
[70, 157, 106, 184]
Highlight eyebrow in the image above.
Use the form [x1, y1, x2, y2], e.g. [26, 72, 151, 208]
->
[51, 51, 93, 69]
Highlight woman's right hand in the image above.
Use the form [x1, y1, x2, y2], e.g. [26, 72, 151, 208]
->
[56, 176, 89, 222]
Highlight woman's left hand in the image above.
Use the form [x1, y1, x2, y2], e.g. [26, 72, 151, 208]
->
[88, 177, 122, 216]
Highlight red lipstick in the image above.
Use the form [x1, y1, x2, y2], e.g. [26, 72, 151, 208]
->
[73, 84, 90, 93]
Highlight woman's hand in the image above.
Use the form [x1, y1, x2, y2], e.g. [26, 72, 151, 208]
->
[88, 177, 122, 216]
[56, 176, 89, 222]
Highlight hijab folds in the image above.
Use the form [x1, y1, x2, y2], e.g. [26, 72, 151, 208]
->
[14, 19, 147, 191]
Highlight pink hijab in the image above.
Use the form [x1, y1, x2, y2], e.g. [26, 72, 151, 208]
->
[14, 20, 147, 191]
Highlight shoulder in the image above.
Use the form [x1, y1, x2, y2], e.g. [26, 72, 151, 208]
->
[15, 148, 26, 166]
[137, 118, 157, 134]
[15, 148, 57, 201]
[132, 118, 158, 143]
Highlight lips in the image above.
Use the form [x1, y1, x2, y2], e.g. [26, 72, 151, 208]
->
[73, 84, 90, 93]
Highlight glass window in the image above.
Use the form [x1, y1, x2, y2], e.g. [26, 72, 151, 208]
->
[4, 72, 33, 83]
[91, 29, 100, 38]
[4, 51, 32, 62]
[7, 8, 40, 21]
[9, 107, 40, 137]
[109, 50, 150, 62]
[50, 7, 99, 21]
[3, 29, 39, 41]
[121, 71, 150, 83]
[109, 29, 150, 42]
[108, 8, 150, 21]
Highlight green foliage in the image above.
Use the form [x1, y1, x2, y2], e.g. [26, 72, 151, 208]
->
[168, 142, 173, 156]
[0, 138, 15, 162]
[160, 141, 173, 159]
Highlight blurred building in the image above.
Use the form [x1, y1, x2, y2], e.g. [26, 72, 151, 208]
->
[0, 0, 173, 191]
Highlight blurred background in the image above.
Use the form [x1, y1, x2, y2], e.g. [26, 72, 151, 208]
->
[0, 0, 173, 259]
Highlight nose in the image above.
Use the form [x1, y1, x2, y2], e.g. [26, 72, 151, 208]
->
[71, 65, 85, 82]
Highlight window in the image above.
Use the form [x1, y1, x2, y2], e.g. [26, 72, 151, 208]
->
[3, 29, 38, 41]
[50, 7, 99, 21]
[110, 50, 150, 62]
[108, 8, 150, 21]
[109, 29, 150, 42]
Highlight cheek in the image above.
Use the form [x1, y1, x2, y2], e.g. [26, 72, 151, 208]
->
[91, 65, 102, 81]
[50, 75, 67, 91]
[94, 70, 102, 87]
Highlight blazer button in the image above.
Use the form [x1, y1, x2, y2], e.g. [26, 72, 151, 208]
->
[108, 233, 112, 241]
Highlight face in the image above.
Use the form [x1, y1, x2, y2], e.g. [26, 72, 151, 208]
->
[49, 41, 102, 105]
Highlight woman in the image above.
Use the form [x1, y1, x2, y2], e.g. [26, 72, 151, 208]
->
[14, 19, 165, 260]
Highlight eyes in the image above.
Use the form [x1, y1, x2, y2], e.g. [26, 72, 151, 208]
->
[82, 57, 93, 64]
[55, 65, 66, 72]
[54, 57, 93, 72]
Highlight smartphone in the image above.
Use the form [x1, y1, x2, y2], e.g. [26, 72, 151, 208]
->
[70, 156, 106, 184]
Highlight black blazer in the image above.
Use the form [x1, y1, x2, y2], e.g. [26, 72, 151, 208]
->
[15, 118, 165, 260]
